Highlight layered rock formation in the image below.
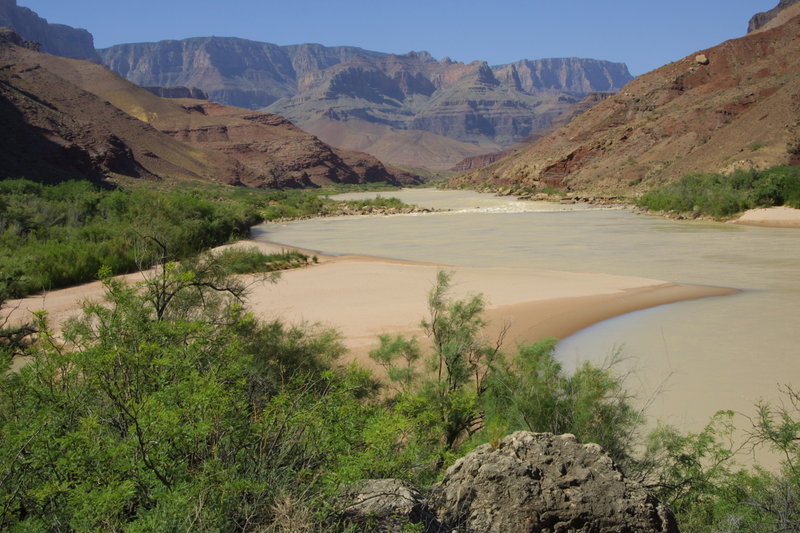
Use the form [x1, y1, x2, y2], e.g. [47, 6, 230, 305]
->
[270, 53, 631, 169]
[748, 0, 800, 32]
[451, 92, 615, 172]
[0, 0, 97, 60]
[98, 38, 385, 110]
[98, 38, 633, 169]
[453, 11, 800, 193]
[0, 32, 411, 187]
[339, 432, 679, 533]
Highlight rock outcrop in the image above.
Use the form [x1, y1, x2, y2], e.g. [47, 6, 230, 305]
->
[338, 432, 679, 533]
[453, 11, 800, 194]
[430, 432, 678, 533]
[339, 479, 446, 533]
[0, 25, 36, 49]
[0, 0, 97, 60]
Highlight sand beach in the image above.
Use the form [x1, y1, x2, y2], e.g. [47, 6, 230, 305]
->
[734, 206, 800, 227]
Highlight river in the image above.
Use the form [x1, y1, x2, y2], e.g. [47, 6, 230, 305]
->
[252, 188, 800, 434]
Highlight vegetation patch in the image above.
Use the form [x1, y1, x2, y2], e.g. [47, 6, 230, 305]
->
[215, 246, 315, 274]
[0, 179, 413, 297]
[0, 179, 260, 297]
[334, 195, 409, 211]
[1, 265, 800, 531]
[637, 165, 800, 218]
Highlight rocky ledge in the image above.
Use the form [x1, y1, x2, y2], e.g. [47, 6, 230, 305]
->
[339, 431, 679, 533]
[265, 204, 435, 224]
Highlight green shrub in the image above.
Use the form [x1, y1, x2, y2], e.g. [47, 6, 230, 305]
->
[215, 246, 311, 274]
[0, 180, 261, 296]
[482, 340, 640, 464]
[0, 259, 418, 530]
[370, 271, 641, 466]
[637, 166, 800, 218]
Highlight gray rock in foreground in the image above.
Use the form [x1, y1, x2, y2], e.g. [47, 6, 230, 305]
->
[339, 479, 448, 533]
[429, 431, 679, 533]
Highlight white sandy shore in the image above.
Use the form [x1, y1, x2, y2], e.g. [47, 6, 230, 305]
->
[6, 239, 736, 370]
[734, 206, 800, 227]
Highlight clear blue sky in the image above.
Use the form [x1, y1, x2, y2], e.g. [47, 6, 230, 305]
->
[19, 0, 778, 75]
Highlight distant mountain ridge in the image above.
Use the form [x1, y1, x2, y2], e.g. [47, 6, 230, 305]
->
[98, 38, 633, 169]
[0, 0, 97, 60]
[0, 1, 634, 170]
[98, 38, 387, 110]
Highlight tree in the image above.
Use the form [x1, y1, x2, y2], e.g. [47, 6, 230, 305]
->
[370, 271, 503, 454]
[0, 255, 427, 530]
[482, 340, 641, 464]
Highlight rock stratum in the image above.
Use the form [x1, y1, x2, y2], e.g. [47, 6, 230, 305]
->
[0, 0, 97, 60]
[97, 39, 633, 169]
[339, 432, 679, 533]
[0, 2, 633, 170]
[0, 32, 413, 187]
[450, 92, 615, 172]
[453, 8, 800, 193]
[748, 0, 800, 32]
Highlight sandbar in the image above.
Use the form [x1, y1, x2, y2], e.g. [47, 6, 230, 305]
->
[4, 239, 737, 369]
[734, 206, 800, 228]
[248, 252, 736, 365]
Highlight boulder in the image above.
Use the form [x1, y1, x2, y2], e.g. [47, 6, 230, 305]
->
[429, 431, 679, 533]
[338, 479, 447, 533]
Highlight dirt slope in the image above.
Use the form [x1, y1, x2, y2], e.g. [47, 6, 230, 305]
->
[453, 14, 800, 194]
[0, 37, 413, 187]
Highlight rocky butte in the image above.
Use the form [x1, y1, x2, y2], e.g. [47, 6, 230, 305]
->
[748, 0, 800, 32]
[0, 0, 97, 60]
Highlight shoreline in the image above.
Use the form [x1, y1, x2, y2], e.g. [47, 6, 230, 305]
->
[238, 246, 738, 365]
[732, 206, 800, 228]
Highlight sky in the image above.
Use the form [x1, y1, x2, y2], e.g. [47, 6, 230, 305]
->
[19, 0, 779, 76]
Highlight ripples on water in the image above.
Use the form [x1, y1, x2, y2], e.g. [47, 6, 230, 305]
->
[254, 189, 800, 431]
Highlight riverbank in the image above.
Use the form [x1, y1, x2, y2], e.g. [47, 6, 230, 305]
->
[496, 189, 800, 229]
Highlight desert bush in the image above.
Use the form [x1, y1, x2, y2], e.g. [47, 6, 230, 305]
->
[0, 258, 423, 531]
[637, 165, 800, 217]
[215, 246, 312, 274]
[482, 339, 641, 464]
[0, 179, 260, 296]
[370, 271, 641, 467]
